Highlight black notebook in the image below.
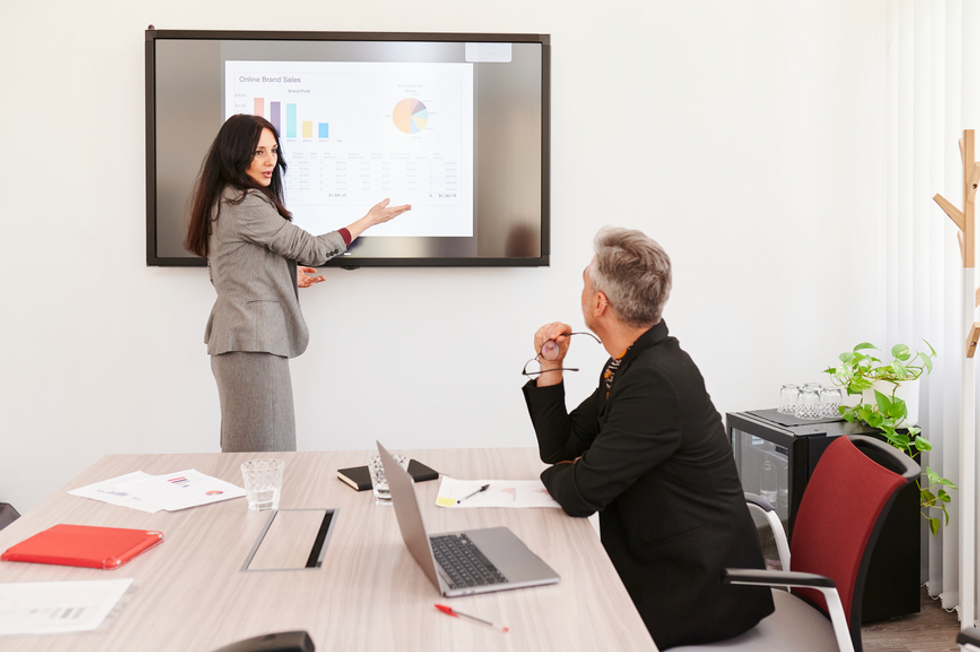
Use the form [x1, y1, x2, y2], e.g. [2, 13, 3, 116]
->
[337, 459, 439, 491]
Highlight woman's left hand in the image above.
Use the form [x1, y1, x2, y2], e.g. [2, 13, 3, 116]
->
[298, 266, 325, 288]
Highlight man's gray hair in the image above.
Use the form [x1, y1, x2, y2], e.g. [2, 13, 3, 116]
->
[589, 226, 672, 328]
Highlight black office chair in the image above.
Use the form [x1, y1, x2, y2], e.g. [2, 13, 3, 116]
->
[673, 435, 918, 652]
[210, 631, 314, 652]
[0, 503, 20, 531]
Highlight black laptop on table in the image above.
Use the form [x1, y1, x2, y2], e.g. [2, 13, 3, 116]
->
[377, 441, 560, 597]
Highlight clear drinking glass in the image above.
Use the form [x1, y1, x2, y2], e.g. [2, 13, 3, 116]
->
[820, 387, 843, 418]
[241, 458, 284, 511]
[777, 384, 800, 415]
[368, 453, 408, 505]
[796, 387, 822, 420]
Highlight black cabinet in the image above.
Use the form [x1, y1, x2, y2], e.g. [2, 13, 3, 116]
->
[727, 410, 920, 622]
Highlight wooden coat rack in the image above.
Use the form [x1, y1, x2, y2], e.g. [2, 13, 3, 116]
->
[934, 129, 980, 356]
[933, 128, 980, 627]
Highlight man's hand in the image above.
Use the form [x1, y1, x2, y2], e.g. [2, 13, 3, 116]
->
[298, 266, 325, 289]
[533, 322, 574, 363]
[532, 321, 573, 388]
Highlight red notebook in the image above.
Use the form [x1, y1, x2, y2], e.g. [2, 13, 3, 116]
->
[1, 524, 164, 569]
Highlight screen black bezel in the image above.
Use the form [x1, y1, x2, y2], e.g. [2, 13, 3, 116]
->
[145, 29, 550, 268]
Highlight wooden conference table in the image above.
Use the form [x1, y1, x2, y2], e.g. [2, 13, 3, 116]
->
[0, 448, 657, 652]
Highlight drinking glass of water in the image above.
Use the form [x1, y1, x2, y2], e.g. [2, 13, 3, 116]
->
[241, 458, 284, 511]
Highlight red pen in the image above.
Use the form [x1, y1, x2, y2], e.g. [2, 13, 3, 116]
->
[435, 604, 509, 633]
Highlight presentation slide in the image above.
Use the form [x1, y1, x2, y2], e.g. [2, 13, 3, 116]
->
[224, 60, 474, 238]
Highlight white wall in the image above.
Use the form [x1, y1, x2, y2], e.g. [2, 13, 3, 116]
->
[0, 0, 889, 512]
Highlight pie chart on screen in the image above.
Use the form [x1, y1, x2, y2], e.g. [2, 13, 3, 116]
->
[393, 98, 429, 134]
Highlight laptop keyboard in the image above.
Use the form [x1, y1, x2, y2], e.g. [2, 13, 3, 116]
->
[430, 533, 508, 588]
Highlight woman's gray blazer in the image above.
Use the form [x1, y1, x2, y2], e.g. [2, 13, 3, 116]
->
[204, 187, 347, 358]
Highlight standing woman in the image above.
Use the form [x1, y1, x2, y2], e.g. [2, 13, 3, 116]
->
[185, 114, 410, 452]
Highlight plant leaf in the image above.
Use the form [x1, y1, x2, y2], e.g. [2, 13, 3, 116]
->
[920, 354, 934, 374]
[921, 489, 937, 507]
[929, 517, 940, 535]
[886, 400, 906, 420]
[892, 343, 911, 361]
[913, 435, 932, 452]
[892, 359, 909, 379]
[874, 390, 892, 411]
[850, 377, 874, 392]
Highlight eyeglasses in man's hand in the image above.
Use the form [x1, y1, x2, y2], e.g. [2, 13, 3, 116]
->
[522, 331, 602, 377]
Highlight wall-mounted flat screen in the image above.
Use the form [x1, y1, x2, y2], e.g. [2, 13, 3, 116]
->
[145, 30, 550, 267]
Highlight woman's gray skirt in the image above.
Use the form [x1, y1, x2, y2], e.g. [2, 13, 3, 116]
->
[211, 351, 297, 452]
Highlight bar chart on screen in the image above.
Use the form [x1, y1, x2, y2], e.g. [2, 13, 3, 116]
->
[225, 60, 474, 238]
[247, 97, 329, 141]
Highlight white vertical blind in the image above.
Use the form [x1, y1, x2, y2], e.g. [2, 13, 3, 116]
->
[887, 0, 979, 623]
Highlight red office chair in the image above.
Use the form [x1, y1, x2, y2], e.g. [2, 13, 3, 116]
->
[674, 435, 918, 652]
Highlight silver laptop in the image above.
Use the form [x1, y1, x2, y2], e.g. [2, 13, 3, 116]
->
[377, 441, 560, 597]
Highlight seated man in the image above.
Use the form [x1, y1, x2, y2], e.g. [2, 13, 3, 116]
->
[522, 226, 774, 650]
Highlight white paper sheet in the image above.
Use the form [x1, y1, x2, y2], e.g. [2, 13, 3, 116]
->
[68, 471, 162, 513]
[112, 469, 246, 511]
[0, 579, 133, 635]
[435, 477, 561, 509]
[69, 469, 246, 512]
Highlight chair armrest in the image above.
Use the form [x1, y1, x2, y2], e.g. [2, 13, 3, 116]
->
[745, 492, 774, 511]
[744, 493, 791, 571]
[724, 568, 835, 588]
[725, 569, 853, 652]
[958, 627, 980, 651]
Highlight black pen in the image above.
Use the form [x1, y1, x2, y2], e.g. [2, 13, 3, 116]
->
[457, 483, 490, 504]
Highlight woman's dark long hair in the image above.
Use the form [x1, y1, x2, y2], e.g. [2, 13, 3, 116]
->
[184, 114, 291, 258]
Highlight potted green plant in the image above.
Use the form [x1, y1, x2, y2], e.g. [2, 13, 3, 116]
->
[824, 341, 956, 535]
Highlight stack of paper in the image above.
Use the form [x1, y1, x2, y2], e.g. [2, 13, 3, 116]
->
[68, 470, 246, 513]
